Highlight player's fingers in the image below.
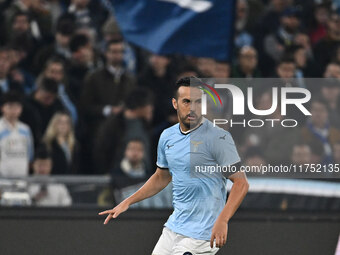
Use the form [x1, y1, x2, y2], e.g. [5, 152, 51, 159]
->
[210, 234, 215, 248]
[98, 210, 113, 215]
[112, 212, 119, 218]
[104, 213, 113, 224]
[223, 235, 227, 246]
[216, 236, 222, 248]
[219, 236, 226, 247]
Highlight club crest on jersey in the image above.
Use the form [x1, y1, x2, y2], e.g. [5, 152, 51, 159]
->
[191, 141, 203, 152]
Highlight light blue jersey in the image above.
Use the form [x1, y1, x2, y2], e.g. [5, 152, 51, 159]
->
[156, 118, 241, 240]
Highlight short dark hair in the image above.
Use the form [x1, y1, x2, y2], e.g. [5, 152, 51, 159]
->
[1, 92, 23, 106]
[106, 38, 124, 50]
[278, 55, 296, 66]
[34, 145, 51, 161]
[44, 57, 65, 70]
[284, 44, 304, 57]
[127, 138, 145, 146]
[174, 76, 202, 99]
[69, 34, 90, 53]
[56, 19, 75, 36]
[125, 88, 153, 110]
[12, 11, 30, 24]
[176, 63, 200, 76]
[40, 78, 59, 94]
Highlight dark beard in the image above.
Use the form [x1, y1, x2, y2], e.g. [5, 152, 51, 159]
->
[181, 115, 202, 130]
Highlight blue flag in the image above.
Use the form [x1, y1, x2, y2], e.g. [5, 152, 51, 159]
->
[107, 0, 236, 61]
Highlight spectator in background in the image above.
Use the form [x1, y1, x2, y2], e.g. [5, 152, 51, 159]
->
[67, 0, 108, 38]
[0, 0, 10, 46]
[295, 32, 313, 52]
[5, 0, 52, 42]
[275, 56, 297, 85]
[284, 44, 321, 78]
[66, 33, 96, 103]
[99, 17, 122, 53]
[196, 57, 215, 77]
[81, 38, 135, 136]
[7, 11, 41, 74]
[308, 3, 330, 45]
[28, 148, 72, 206]
[68, 0, 92, 29]
[0, 92, 33, 177]
[112, 138, 147, 178]
[264, 7, 302, 64]
[139, 54, 174, 126]
[234, 0, 253, 50]
[0, 47, 24, 97]
[257, 0, 292, 36]
[21, 78, 65, 146]
[43, 112, 79, 175]
[94, 88, 153, 174]
[33, 15, 75, 74]
[290, 143, 312, 165]
[212, 61, 231, 79]
[45, 0, 64, 27]
[323, 62, 340, 79]
[301, 97, 340, 164]
[320, 79, 340, 128]
[243, 146, 267, 167]
[6, 42, 36, 95]
[314, 12, 340, 72]
[99, 17, 137, 74]
[232, 46, 261, 79]
[176, 64, 200, 80]
[36, 57, 78, 124]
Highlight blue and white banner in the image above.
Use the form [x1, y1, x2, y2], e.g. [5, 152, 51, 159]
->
[106, 0, 236, 60]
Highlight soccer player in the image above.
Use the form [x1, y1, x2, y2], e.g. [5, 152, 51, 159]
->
[99, 77, 249, 254]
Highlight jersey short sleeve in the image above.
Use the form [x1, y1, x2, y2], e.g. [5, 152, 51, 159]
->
[156, 131, 169, 169]
[211, 130, 240, 167]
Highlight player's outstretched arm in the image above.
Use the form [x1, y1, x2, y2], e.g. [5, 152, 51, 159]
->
[98, 168, 172, 224]
[210, 170, 249, 248]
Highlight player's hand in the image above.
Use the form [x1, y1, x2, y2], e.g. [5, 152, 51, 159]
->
[210, 219, 228, 248]
[98, 200, 130, 224]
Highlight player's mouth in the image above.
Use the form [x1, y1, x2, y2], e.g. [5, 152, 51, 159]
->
[186, 114, 197, 121]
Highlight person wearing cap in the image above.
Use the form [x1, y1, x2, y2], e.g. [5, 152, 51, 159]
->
[0, 92, 34, 177]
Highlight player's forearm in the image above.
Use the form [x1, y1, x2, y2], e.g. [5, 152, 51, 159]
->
[124, 170, 171, 206]
[217, 179, 249, 223]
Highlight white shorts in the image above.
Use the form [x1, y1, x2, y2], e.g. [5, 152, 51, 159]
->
[152, 227, 219, 255]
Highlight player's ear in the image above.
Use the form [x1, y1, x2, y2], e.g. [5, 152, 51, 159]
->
[172, 97, 178, 110]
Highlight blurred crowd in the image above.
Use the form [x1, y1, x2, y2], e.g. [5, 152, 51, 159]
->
[0, 0, 340, 192]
